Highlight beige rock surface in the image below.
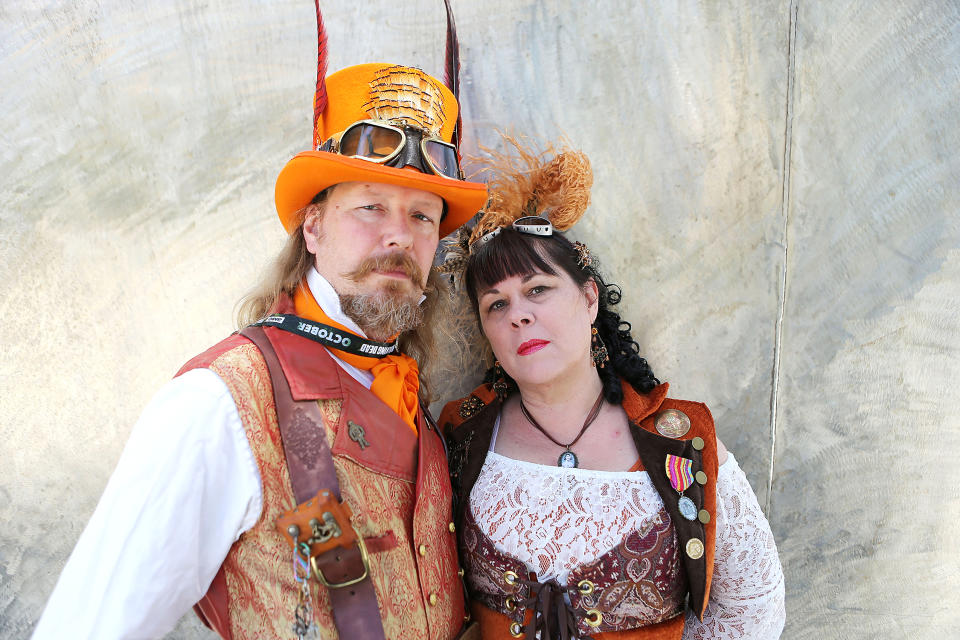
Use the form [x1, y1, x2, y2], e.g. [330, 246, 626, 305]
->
[1, 1, 957, 638]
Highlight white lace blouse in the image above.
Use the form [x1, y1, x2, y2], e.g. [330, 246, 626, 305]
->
[470, 419, 785, 639]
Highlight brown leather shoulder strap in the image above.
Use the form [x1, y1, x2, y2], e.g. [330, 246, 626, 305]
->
[241, 326, 387, 640]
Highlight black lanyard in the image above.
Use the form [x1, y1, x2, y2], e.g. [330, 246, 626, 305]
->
[252, 314, 397, 358]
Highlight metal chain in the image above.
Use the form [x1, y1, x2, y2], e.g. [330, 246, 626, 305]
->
[291, 542, 318, 639]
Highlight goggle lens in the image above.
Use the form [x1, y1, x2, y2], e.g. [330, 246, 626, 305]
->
[340, 123, 404, 160]
[331, 121, 461, 180]
[422, 140, 460, 179]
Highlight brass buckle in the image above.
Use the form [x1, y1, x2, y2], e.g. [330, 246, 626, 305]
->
[277, 489, 371, 588]
[310, 531, 371, 589]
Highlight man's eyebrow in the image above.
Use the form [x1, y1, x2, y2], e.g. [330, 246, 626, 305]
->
[412, 201, 444, 217]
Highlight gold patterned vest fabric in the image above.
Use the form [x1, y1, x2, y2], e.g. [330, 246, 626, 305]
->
[178, 327, 464, 640]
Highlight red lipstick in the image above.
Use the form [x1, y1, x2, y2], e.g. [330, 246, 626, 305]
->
[517, 339, 550, 356]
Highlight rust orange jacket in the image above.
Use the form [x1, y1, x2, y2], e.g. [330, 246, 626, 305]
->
[439, 382, 719, 640]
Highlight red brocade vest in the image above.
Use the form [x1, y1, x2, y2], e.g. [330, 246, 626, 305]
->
[176, 316, 464, 639]
[439, 382, 718, 640]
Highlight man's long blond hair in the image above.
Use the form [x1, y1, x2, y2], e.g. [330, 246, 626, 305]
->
[235, 190, 445, 402]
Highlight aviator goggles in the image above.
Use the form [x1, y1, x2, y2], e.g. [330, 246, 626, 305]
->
[475, 215, 554, 246]
[319, 119, 464, 180]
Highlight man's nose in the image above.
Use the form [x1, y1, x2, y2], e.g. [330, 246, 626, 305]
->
[381, 209, 415, 249]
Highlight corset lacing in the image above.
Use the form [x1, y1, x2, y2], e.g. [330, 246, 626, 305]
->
[516, 575, 587, 640]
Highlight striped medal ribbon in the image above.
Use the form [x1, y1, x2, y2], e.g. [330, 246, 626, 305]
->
[665, 454, 698, 521]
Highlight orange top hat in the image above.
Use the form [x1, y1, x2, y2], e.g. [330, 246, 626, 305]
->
[275, 5, 487, 238]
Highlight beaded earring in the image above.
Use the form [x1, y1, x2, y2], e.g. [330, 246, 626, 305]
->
[492, 360, 509, 399]
[590, 327, 609, 368]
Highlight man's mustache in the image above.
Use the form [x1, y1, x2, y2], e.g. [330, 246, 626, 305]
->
[345, 251, 424, 286]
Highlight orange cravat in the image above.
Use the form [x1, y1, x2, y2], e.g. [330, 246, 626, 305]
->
[294, 282, 419, 434]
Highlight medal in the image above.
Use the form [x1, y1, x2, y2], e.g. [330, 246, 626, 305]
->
[665, 454, 697, 521]
[655, 409, 691, 438]
[677, 496, 697, 520]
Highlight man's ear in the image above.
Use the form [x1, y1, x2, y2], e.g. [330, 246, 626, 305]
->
[584, 278, 600, 323]
[302, 205, 322, 255]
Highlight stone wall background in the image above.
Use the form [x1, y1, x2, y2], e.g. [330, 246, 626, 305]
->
[2, 1, 958, 638]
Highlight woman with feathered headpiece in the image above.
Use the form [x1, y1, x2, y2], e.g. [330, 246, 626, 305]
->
[439, 139, 785, 639]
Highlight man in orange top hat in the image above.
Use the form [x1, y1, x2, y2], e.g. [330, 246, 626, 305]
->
[32, 4, 486, 640]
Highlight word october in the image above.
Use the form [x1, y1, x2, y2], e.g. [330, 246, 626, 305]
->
[296, 321, 353, 347]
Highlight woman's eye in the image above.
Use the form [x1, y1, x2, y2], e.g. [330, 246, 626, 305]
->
[359, 204, 381, 211]
[488, 300, 506, 312]
[529, 285, 548, 296]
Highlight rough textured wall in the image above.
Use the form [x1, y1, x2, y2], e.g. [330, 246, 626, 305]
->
[773, 3, 960, 637]
[1, 1, 957, 638]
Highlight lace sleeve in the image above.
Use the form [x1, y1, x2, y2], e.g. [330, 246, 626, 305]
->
[682, 452, 785, 639]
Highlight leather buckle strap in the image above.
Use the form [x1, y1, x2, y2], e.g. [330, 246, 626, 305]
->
[241, 326, 388, 640]
[312, 535, 371, 588]
[276, 489, 370, 587]
[277, 489, 358, 556]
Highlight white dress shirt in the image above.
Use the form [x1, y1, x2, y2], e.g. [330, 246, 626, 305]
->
[32, 269, 373, 640]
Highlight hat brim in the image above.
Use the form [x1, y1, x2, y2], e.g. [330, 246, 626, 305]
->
[275, 151, 488, 238]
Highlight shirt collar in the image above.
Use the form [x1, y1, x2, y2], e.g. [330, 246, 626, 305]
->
[305, 267, 368, 338]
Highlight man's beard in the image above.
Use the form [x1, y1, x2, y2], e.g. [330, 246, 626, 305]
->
[340, 252, 426, 342]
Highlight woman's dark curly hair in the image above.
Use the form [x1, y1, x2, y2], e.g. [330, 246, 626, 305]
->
[464, 227, 659, 404]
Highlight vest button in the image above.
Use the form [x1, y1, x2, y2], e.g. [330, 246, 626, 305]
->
[448, 521, 456, 533]
[685, 537, 705, 559]
[695, 470, 708, 485]
[428, 592, 439, 606]
[418, 544, 427, 556]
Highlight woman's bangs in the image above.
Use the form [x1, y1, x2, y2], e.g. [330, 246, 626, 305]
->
[466, 230, 558, 297]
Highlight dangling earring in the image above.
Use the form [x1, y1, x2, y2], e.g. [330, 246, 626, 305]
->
[591, 327, 609, 368]
[492, 360, 509, 399]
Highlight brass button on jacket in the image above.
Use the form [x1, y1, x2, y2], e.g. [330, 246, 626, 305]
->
[685, 537, 705, 560]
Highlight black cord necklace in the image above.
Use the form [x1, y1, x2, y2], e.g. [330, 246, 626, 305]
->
[519, 390, 605, 468]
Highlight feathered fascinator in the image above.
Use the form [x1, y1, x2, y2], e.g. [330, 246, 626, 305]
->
[439, 136, 594, 284]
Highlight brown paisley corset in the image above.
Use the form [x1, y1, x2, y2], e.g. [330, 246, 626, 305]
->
[460, 505, 687, 638]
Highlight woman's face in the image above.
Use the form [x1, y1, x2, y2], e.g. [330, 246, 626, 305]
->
[476, 265, 599, 390]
